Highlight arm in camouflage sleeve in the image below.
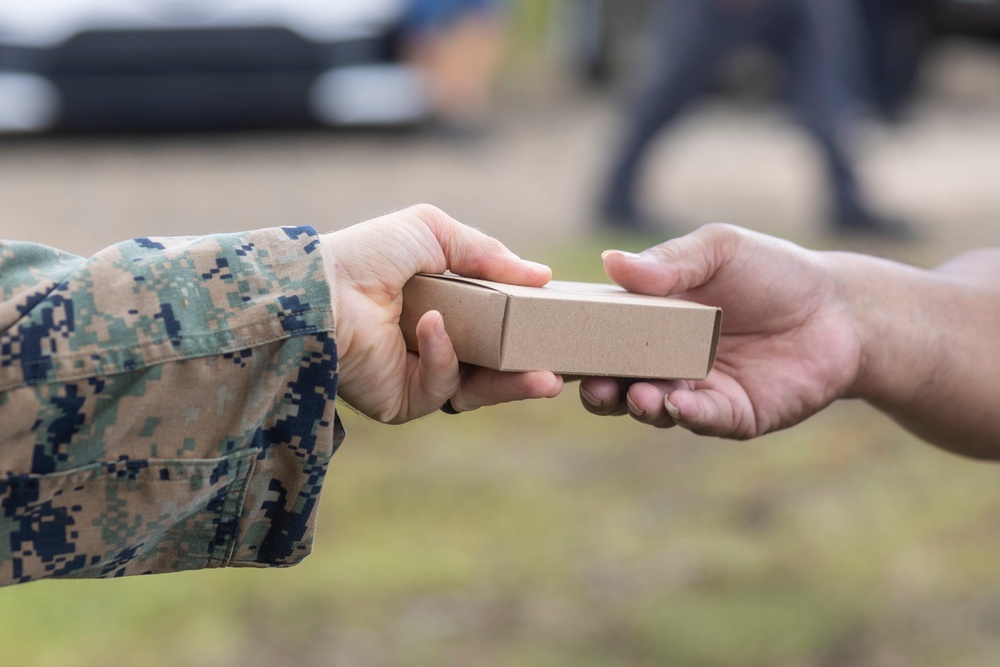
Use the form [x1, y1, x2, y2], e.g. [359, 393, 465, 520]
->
[0, 205, 563, 586]
[0, 226, 343, 584]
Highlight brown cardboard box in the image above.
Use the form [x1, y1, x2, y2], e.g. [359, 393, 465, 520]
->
[400, 273, 722, 379]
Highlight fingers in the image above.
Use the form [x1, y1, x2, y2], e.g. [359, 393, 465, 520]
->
[401, 310, 462, 421]
[600, 223, 745, 296]
[409, 204, 552, 287]
[448, 367, 563, 413]
[628, 383, 755, 440]
[580, 378, 686, 428]
[662, 387, 748, 438]
[625, 381, 684, 429]
[579, 377, 630, 416]
[579, 376, 753, 437]
[391, 310, 563, 422]
[414, 308, 562, 415]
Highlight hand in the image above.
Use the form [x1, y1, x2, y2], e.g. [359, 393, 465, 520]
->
[579, 224, 862, 439]
[321, 204, 563, 424]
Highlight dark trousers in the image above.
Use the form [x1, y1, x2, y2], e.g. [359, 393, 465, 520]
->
[603, 0, 873, 221]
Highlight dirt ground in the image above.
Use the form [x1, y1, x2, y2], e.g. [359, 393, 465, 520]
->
[2, 41, 999, 268]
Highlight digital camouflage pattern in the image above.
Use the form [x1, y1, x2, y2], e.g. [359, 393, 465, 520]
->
[0, 227, 342, 586]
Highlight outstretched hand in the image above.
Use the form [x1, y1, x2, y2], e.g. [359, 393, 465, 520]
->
[579, 224, 862, 439]
[322, 205, 563, 424]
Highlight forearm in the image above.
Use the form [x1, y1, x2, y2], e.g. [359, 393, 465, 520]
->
[836, 249, 1000, 458]
[0, 229, 342, 585]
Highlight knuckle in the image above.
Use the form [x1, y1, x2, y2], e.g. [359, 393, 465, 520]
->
[407, 203, 447, 225]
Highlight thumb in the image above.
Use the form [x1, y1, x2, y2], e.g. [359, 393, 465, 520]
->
[393, 309, 462, 423]
[412, 204, 552, 287]
[600, 223, 741, 296]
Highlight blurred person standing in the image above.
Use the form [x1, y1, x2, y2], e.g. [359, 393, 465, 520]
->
[860, 0, 930, 122]
[597, 0, 914, 238]
[403, 0, 507, 135]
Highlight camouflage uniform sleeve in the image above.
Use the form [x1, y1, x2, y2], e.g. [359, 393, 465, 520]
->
[0, 226, 343, 586]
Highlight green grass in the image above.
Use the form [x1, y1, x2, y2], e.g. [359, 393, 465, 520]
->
[5, 239, 1000, 666]
[6, 394, 1000, 667]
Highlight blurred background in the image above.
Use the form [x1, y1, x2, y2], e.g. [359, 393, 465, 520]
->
[2, 1, 1000, 665]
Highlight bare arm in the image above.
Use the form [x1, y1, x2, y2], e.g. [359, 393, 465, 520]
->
[842, 248, 1000, 457]
[579, 224, 1000, 458]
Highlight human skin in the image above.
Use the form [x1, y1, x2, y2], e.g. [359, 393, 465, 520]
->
[321, 204, 563, 424]
[579, 223, 1000, 459]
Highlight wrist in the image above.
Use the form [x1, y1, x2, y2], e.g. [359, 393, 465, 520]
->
[318, 232, 351, 366]
[832, 252, 943, 405]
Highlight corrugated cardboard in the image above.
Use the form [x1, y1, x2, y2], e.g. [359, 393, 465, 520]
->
[400, 273, 722, 379]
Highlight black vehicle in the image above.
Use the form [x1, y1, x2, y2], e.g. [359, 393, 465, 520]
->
[0, 1, 427, 133]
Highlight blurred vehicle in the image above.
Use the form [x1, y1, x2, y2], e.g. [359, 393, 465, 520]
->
[0, 0, 430, 132]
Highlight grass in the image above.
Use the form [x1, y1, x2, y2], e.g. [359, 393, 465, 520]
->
[5, 242, 1000, 666]
[5, 359, 1000, 666]
[2, 227, 998, 666]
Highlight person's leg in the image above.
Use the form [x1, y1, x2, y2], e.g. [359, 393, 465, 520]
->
[600, 0, 750, 230]
[858, 0, 929, 120]
[786, 0, 912, 236]
[600, 0, 787, 232]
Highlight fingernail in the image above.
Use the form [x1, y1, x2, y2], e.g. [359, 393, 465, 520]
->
[626, 395, 645, 417]
[601, 249, 643, 261]
[580, 387, 601, 408]
[522, 260, 550, 272]
[664, 397, 680, 420]
[434, 316, 446, 340]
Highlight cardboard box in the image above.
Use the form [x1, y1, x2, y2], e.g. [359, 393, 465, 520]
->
[400, 273, 722, 379]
